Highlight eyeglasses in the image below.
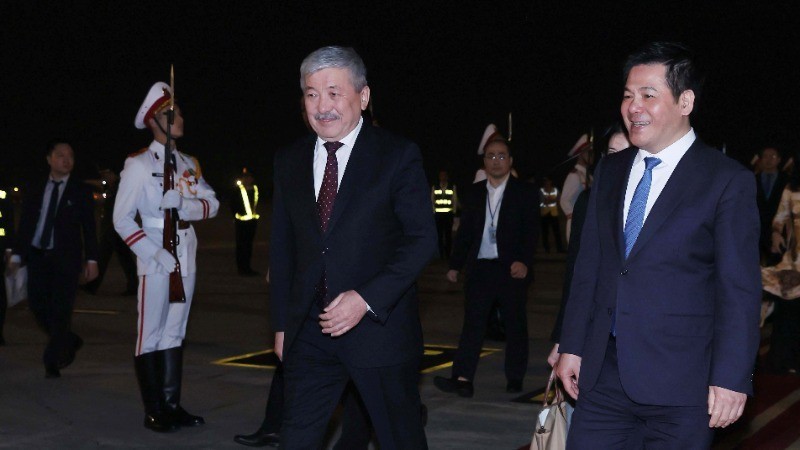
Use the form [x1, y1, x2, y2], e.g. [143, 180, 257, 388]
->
[484, 154, 508, 161]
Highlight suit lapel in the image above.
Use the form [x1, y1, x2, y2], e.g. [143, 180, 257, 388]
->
[625, 143, 702, 261]
[324, 126, 375, 237]
[612, 150, 637, 261]
[298, 139, 322, 234]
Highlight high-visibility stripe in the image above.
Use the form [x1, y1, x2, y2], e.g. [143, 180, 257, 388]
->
[235, 184, 260, 221]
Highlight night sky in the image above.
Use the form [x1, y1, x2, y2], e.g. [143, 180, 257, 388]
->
[1, 2, 797, 193]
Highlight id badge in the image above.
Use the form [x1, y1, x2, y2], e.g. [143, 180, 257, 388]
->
[489, 225, 497, 244]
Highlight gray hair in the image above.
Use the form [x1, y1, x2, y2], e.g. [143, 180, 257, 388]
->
[300, 46, 368, 92]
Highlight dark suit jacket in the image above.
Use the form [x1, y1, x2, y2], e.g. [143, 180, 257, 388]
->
[14, 177, 98, 274]
[449, 177, 539, 281]
[269, 124, 437, 369]
[560, 140, 761, 406]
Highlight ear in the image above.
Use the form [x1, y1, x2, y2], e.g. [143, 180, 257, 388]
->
[680, 90, 695, 116]
[359, 86, 371, 111]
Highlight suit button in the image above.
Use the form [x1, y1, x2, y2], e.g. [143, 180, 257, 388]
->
[620, 269, 628, 275]
[607, 308, 613, 316]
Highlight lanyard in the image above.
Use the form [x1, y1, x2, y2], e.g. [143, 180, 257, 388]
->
[487, 191, 503, 227]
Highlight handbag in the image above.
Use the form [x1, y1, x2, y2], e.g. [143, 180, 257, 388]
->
[4, 266, 28, 307]
[530, 369, 569, 450]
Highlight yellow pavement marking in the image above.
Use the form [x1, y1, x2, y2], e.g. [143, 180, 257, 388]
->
[73, 309, 120, 315]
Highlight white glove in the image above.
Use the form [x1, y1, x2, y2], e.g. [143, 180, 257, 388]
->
[154, 248, 178, 272]
[160, 189, 183, 210]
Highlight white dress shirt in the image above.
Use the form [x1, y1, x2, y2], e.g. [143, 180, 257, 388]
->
[478, 174, 510, 259]
[313, 117, 363, 199]
[623, 128, 696, 228]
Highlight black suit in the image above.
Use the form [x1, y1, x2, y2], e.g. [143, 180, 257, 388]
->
[14, 177, 98, 369]
[270, 124, 436, 449]
[756, 171, 788, 264]
[448, 177, 539, 382]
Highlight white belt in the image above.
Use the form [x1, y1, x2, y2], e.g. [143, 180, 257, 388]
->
[141, 217, 165, 229]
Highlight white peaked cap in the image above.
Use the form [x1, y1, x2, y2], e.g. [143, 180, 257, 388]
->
[567, 133, 591, 157]
[478, 123, 500, 155]
[135, 82, 172, 129]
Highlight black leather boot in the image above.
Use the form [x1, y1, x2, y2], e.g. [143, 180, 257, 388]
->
[162, 346, 205, 426]
[134, 351, 178, 432]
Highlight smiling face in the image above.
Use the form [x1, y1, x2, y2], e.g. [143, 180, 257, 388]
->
[621, 63, 694, 154]
[303, 67, 370, 142]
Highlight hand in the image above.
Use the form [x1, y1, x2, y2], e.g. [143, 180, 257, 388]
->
[708, 386, 747, 428]
[274, 332, 285, 361]
[510, 261, 528, 279]
[547, 343, 560, 368]
[154, 248, 178, 272]
[446, 269, 458, 283]
[319, 290, 367, 337]
[83, 261, 99, 283]
[160, 189, 183, 210]
[556, 353, 582, 400]
[772, 231, 785, 254]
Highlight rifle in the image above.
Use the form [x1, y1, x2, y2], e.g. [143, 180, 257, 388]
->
[163, 65, 186, 303]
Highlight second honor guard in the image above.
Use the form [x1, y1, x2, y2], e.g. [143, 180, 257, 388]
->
[114, 81, 219, 432]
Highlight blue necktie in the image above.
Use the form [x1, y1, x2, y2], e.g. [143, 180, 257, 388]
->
[623, 157, 661, 258]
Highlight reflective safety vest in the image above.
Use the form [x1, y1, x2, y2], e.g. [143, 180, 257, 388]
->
[540, 187, 559, 217]
[433, 186, 455, 214]
[0, 189, 6, 237]
[235, 182, 260, 221]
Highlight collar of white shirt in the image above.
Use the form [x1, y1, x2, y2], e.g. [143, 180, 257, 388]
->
[633, 128, 696, 169]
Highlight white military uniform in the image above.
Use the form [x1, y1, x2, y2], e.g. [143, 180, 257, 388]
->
[559, 163, 587, 242]
[114, 140, 219, 355]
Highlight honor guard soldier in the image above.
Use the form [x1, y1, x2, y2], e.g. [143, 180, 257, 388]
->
[114, 81, 219, 432]
[232, 167, 260, 276]
[432, 170, 458, 259]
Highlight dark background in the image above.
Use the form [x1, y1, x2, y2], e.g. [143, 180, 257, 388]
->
[1, 1, 797, 193]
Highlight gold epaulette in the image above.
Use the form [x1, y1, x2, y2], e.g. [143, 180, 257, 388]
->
[190, 156, 203, 179]
[128, 147, 149, 157]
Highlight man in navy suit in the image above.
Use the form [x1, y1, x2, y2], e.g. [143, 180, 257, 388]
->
[270, 46, 436, 449]
[8, 140, 99, 378]
[556, 42, 761, 449]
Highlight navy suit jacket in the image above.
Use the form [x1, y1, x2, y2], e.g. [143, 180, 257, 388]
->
[560, 140, 761, 406]
[269, 124, 437, 368]
[14, 177, 98, 274]
[449, 177, 539, 282]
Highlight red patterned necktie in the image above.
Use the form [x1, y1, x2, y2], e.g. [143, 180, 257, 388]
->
[318, 141, 343, 232]
[315, 141, 343, 307]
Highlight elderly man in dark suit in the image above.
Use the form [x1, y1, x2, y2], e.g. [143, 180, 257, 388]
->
[556, 42, 761, 449]
[8, 140, 98, 378]
[269, 46, 436, 450]
[433, 136, 538, 397]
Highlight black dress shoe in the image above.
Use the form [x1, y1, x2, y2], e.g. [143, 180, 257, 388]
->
[233, 429, 280, 447]
[144, 412, 179, 433]
[169, 406, 205, 426]
[433, 376, 474, 398]
[45, 365, 61, 378]
[506, 379, 523, 393]
[58, 335, 84, 369]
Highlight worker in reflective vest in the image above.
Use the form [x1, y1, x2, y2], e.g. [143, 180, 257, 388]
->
[232, 167, 260, 276]
[431, 170, 458, 259]
[0, 187, 15, 345]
